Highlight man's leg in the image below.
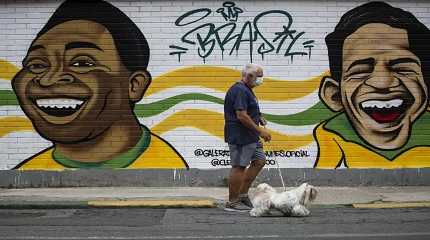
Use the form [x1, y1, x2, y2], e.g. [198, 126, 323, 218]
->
[228, 166, 246, 202]
[226, 142, 256, 211]
[240, 159, 265, 195]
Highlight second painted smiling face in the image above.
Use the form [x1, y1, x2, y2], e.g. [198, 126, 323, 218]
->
[322, 23, 428, 150]
[12, 20, 133, 143]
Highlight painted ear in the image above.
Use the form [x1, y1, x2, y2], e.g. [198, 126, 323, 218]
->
[129, 70, 152, 103]
[319, 76, 343, 112]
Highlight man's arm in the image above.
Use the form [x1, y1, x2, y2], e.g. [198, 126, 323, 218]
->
[236, 110, 271, 142]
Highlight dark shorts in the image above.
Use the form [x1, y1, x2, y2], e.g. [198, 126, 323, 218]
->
[228, 141, 266, 167]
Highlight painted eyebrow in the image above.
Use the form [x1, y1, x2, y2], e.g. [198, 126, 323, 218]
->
[65, 42, 103, 51]
[388, 57, 421, 67]
[28, 45, 45, 53]
[346, 58, 375, 72]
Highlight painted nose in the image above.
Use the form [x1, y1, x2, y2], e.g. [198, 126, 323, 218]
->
[364, 66, 400, 89]
[38, 73, 74, 87]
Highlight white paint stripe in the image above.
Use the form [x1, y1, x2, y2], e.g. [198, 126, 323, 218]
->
[259, 91, 319, 115]
[0, 105, 25, 117]
[139, 101, 222, 128]
[139, 100, 316, 133]
[142, 87, 225, 103]
[3, 235, 281, 239]
[0, 90, 319, 117]
[0, 81, 12, 89]
[141, 86, 320, 115]
[158, 94, 320, 117]
[266, 121, 315, 135]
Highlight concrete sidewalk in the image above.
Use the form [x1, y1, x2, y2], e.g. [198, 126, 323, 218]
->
[1, 186, 430, 209]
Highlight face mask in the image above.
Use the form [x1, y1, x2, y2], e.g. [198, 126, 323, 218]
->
[254, 77, 264, 86]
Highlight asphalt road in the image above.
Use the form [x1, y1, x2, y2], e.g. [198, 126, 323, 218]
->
[0, 206, 429, 240]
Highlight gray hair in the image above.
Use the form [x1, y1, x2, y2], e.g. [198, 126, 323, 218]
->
[241, 63, 262, 77]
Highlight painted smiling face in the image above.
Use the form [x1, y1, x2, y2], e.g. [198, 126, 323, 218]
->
[12, 20, 133, 143]
[321, 23, 428, 150]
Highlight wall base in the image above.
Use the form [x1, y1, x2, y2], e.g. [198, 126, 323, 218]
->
[0, 168, 429, 188]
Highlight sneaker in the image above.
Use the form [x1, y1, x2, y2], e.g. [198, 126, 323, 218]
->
[224, 201, 252, 212]
[239, 195, 254, 208]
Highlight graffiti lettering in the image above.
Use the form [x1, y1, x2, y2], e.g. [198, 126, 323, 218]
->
[265, 149, 310, 158]
[194, 148, 230, 157]
[211, 158, 276, 167]
[194, 148, 309, 160]
[170, 1, 314, 63]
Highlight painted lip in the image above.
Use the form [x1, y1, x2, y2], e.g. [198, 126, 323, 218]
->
[29, 95, 90, 125]
[358, 93, 413, 124]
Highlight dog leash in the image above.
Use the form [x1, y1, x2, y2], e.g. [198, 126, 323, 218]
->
[263, 126, 286, 191]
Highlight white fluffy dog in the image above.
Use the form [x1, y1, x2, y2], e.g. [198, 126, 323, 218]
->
[250, 183, 317, 217]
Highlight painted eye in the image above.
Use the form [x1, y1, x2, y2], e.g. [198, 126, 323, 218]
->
[347, 72, 371, 81]
[350, 73, 370, 78]
[26, 62, 48, 74]
[393, 68, 417, 75]
[71, 60, 95, 67]
[344, 68, 373, 81]
[70, 55, 97, 68]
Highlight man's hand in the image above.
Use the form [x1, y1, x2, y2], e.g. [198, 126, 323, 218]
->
[259, 127, 271, 142]
[236, 110, 271, 142]
[259, 116, 267, 126]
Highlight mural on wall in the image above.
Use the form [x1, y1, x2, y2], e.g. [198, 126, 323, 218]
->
[1, 64, 326, 170]
[9, 0, 188, 170]
[169, 1, 315, 63]
[314, 2, 430, 168]
[0, 0, 429, 170]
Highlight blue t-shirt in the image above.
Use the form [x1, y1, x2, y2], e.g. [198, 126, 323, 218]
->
[224, 81, 261, 145]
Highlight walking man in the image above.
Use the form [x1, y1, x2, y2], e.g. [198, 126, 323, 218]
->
[224, 63, 272, 212]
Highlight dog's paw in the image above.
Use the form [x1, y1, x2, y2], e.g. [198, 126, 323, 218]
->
[291, 205, 310, 217]
[250, 208, 263, 217]
[250, 208, 272, 217]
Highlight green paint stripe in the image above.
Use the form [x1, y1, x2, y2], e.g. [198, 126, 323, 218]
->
[134, 93, 223, 117]
[264, 101, 335, 126]
[0, 90, 19, 105]
[0, 90, 333, 126]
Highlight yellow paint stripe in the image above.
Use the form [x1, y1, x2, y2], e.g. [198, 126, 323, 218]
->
[0, 111, 314, 152]
[353, 202, 430, 208]
[88, 199, 216, 208]
[1, 59, 327, 101]
[0, 60, 329, 101]
[148, 66, 329, 101]
[0, 59, 19, 81]
[0, 117, 33, 137]
[151, 109, 313, 150]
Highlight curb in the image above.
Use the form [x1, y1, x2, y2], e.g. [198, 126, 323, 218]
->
[352, 201, 430, 209]
[0, 198, 217, 209]
[88, 199, 216, 208]
[0, 201, 89, 209]
[2, 199, 430, 209]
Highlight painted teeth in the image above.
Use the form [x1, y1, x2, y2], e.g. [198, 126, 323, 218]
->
[361, 99, 403, 109]
[35, 98, 84, 109]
